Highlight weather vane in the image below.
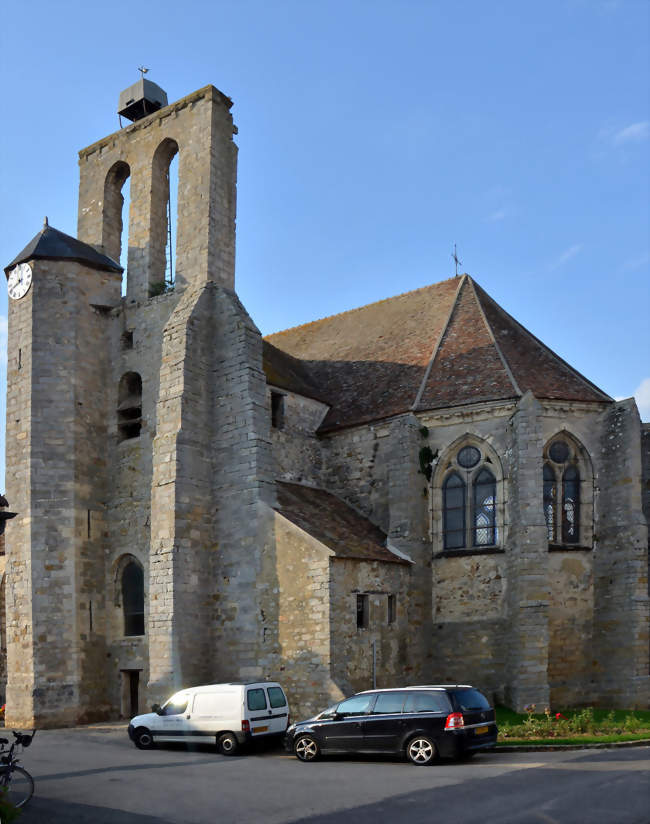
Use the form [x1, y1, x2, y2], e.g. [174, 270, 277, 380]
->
[138, 66, 149, 78]
[452, 243, 462, 276]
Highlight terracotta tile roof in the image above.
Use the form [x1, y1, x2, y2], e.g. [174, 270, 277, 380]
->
[264, 274, 611, 431]
[275, 482, 408, 564]
[265, 277, 461, 430]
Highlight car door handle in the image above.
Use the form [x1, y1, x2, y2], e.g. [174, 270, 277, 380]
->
[186, 715, 191, 719]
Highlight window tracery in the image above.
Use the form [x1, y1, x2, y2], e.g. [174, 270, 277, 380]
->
[439, 441, 500, 551]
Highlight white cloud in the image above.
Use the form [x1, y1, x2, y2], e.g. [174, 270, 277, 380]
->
[550, 244, 583, 270]
[634, 378, 650, 422]
[613, 121, 649, 145]
[488, 208, 508, 222]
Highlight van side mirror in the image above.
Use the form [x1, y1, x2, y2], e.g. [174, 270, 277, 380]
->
[151, 703, 161, 714]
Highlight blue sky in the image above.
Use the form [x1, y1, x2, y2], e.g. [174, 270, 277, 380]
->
[1, 0, 648, 490]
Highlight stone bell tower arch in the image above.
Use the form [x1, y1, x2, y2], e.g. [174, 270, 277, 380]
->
[77, 83, 238, 301]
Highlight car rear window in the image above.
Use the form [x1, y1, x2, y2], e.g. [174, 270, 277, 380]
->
[450, 688, 491, 711]
[371, 692, 408, 714]
[247, 688, 268, 711]
[404, 692, 450, 713]
[267, 687, 287, 708]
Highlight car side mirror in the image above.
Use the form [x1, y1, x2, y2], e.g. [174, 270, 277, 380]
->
[151, 703, 161, 714]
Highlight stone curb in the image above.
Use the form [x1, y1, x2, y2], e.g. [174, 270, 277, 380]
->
[496, 738, 650, 752]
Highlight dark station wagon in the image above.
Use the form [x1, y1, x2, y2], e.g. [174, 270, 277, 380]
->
[285, 685, 497, 765]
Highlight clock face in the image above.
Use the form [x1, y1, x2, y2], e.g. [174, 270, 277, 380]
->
[7, 262, 32, 300]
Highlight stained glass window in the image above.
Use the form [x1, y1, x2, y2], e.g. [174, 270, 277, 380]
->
[443, 472, 466, 549]
[473, 468, 496, 546]
[543, 463, 557, 542]
[562, 465, 580, 543]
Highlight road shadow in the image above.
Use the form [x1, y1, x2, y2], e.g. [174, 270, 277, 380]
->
[19, 795, 176, 824]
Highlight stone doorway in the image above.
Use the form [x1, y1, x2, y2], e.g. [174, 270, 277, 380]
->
[120, 669, 141, 718]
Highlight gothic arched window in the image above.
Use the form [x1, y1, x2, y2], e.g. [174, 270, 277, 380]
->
[122, 560, 145, 636]
[441, 444, 499, 550]
[543, 437, 581, 545]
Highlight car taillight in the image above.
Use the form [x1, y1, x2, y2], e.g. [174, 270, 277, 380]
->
[242, 720, 250, 733]
[445, 712, 464, 730]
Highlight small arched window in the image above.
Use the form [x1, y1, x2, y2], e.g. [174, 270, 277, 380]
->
[103, 161, 131, 294]
[441, 444, 499, 550]
[122, 560, 144, 636]
[118, 372, 142, 441]
[543, 438, 581, 545]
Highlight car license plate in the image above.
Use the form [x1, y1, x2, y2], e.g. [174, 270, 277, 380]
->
[475, 725, 489, 735]
[252, 725, 268, 733]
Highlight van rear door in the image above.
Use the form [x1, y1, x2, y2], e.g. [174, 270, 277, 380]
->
[245, 685, 289, 737]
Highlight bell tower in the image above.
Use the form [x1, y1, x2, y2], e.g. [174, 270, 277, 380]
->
[4, 82, 276, 726]
[77, 83, 238, 301]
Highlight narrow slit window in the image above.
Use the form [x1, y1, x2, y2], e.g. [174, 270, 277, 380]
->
[387, 594, 396, 624]
[118, 372, 142, 441]
[122, 561, 144, 636]
[356, 594, 369, 629]
[271, 392, 285, 430]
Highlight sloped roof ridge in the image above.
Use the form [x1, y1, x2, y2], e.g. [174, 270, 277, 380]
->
[265, 275, 462, 339]
[471, 277, 612, 402]
[466, 276, 522, 396]
[412, 274, 466, 409]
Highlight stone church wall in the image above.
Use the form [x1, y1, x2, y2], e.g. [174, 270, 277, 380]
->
[329, 558, 411, 699]
[268, 389, 328, 488]
[274, 513, 333, 719]
[322, 423, 392, 533]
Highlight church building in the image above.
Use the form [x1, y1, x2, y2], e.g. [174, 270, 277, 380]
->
[2, 82, 648, 727]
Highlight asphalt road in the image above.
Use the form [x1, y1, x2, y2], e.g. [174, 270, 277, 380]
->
[11, 725, 650, 824]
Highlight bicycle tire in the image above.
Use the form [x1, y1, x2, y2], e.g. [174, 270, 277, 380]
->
[0, 765, 34, 808]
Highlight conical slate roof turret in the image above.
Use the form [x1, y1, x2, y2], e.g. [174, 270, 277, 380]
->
[4, 219, 122, 275]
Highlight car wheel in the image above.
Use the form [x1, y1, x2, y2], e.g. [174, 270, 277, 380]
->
[294, 734, 319, 762]
[217, 732, 239, 756]
[134, 727, 155, 750]
[406, 735, 437, 766]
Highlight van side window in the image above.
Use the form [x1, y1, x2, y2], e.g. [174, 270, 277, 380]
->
[336, 694, 374, 717]
[404, 692, 449, 713]
[371, 692, 408, 714]
[267, 687, 287, 708]
[247, 688, 267, 711]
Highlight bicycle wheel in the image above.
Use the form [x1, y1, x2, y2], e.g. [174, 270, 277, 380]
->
[1, 765, 34, 808]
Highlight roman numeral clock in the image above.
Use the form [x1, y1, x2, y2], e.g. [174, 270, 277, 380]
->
[7, 262, 32, 300]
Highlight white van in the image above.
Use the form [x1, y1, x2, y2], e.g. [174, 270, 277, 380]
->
[128, 682, 290, 754]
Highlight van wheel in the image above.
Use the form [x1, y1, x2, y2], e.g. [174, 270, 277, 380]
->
[406, 735, 437, 765]
[217, 732, 239, 756]
[294, 734, 319, 762]
[134, 728, 155, 750]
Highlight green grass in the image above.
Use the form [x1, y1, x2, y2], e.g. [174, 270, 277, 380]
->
[494, 706, 650, 746]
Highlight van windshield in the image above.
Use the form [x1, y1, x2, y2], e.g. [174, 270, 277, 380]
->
[160, 695, 189, 716]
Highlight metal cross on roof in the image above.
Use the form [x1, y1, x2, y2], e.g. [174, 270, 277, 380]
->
[452, 244, 462, 276]
[138, 66, 149, 78]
